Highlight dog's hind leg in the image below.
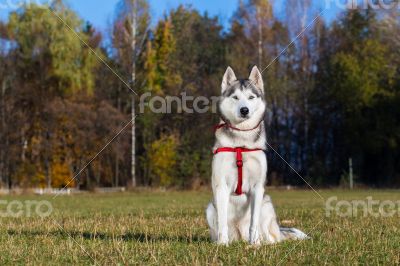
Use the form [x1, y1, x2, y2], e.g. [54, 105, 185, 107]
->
[237, 215, 250, 242]
[260, 195, 309, 242]
[206, 202, 217, 242]
[260, 195, 283, 244]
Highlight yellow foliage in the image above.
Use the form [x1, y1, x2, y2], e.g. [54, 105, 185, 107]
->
[51, 162, 74, 188]
[14, 163, 43, 187]
[148, 134, 179, 186]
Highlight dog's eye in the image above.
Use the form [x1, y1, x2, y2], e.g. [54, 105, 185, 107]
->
[232, 96, 239, 100]
[249, 96, 255, 100]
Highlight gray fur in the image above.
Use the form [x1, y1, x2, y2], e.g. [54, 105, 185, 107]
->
[222, 79, 262, 98]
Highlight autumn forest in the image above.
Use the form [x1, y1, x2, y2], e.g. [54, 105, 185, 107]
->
[0, 0, 400, 189]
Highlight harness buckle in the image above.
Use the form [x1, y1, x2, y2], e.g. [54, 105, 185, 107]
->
[236, 160, 243, 167]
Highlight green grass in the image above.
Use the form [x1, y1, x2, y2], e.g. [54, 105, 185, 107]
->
[0, 189, 399, 265]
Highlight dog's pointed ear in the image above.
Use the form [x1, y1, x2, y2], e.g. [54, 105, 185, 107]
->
[221, 66, 237, 94]
[249, 66, 264, 93]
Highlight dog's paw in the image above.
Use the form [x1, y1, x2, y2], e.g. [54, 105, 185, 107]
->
[217, 234, 229, 246]
[217, 239, 229, 246]
[249, 228, 261, 245]
[217, 240, 229, 246]
[246, 243, 262, 250]
[249, 238, 261, 246]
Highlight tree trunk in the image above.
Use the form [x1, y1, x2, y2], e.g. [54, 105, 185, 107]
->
[115, 156, 119, 187]
[130, 0, 137, 187]
[45, 131, 51, 188]
[0, 79, 5, 187]
[115, 83, 121, 188]
[257, 6, 263, 69]
[96, 165, 101, 187]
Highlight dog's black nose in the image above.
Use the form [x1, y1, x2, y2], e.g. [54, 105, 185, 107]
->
[240, 107, 249, 116]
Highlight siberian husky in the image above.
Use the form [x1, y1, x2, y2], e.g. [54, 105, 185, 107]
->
[206, 66, 308, 245]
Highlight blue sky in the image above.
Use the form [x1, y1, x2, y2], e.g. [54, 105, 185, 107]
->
[0, 0, 340, 32]
[66, 0, 239, 31]
[0, 0, 238, 30]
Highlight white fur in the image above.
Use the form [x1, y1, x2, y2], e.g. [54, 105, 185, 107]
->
[206, 66, 308, 245]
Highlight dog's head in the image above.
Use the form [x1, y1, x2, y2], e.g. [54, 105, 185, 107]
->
[218, 66, 266, 125]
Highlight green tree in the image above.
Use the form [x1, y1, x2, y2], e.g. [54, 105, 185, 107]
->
[315, 8, 399, 185]
[6, 2, 100, 187]
[8, 2, 97, 95]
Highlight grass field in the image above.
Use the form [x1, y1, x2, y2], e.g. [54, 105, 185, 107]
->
[0, 189, 399, 265]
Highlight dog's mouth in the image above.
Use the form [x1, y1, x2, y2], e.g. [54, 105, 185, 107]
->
[237, 115, 251, 123]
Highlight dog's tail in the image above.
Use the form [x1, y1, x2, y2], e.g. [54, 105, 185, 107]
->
[279, 227, 309, 241]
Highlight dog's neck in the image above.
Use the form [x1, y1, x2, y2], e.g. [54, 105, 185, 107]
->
[214, 112, 266, 150]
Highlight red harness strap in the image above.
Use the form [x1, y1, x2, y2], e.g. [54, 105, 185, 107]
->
[213, 147, 262, 195]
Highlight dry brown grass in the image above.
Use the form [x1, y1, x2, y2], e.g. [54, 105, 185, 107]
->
[0, 189, 399, 265]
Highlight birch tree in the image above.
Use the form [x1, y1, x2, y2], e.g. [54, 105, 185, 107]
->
[113, 0, 150, 187]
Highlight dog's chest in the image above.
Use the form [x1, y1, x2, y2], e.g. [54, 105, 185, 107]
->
[212, 151, 267, 194]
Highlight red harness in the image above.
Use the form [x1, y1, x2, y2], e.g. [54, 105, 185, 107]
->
[214, 147, 262, 195]
[213, 122, 263, 195]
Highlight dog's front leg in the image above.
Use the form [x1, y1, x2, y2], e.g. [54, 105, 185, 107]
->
[214, 184, 229, 245]
[249, 185, 264, 245]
